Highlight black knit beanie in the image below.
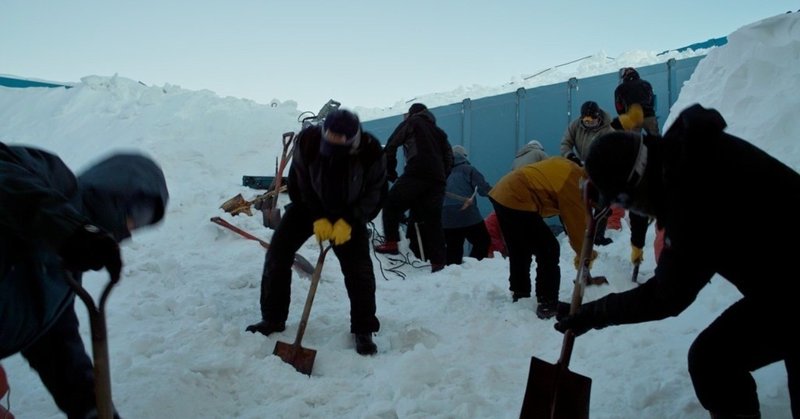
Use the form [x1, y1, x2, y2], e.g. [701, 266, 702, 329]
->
[584, 131, 643, 204]
[408, 103, 427, 116]
[323, 109, 360, 139]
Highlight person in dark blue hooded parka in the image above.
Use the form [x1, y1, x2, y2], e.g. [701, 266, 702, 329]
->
[441, 145, 492, 265]
[0, 142, 169, 419]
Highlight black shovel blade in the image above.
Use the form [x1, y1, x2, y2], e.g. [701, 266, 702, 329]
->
[520, 356, 591, 419]
[273, 341, 316, 376]
[263, 207, 282, 230]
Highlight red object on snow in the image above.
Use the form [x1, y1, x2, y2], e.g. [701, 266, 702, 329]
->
[607, 206, 625, 230]
[0, 364, 14, 418]
[485, 211, 507, 257]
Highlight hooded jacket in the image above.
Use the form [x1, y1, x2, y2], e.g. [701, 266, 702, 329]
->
[0, 144, 168, 358]
[384, 109, 454, 184]
[559, 109, 615, 161]
[512, 140, 549, 170]
[442, 151, 492, 229]
[288, 125, 387, 225]
[582, 104, 800, 328]
[488, 157, 588, 255]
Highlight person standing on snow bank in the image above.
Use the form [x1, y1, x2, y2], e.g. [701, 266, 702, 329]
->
[246, 109, 386, 356]
[0, 143, 169, 419]
[555, 104, 800, 419]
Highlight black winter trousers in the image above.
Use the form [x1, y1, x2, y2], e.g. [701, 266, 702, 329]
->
[381, 176, 446, 266]
[688, 298, 798, 418]
[21, 304, 98, 419]
[490, 199, 560, 302]
[443, 221, 490, 265]
[259, 205, 380, 334]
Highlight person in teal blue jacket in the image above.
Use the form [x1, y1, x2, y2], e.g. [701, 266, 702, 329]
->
[0, 142, 168, 419]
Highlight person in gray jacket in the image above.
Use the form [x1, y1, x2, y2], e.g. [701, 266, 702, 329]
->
[511, 140, 548, 170]
[561, 100, 616, 245]
[560, 100, 615, 165]
[442, 145, 492, 265]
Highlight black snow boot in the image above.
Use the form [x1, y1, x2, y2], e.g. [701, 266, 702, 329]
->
[245, 320, 286, 336]
[354, 333, 377, 355]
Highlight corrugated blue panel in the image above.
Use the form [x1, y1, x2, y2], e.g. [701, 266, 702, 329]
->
[522, 82, 567, 157]
[466, 92, 519, 217]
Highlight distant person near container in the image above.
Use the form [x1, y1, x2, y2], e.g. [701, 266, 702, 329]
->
[376, 103, 454, 273]
[512, 139, 549, 170]
[612, 67, 660, 269]
[442, 145, 492, 265]
[560, 100, 616, 245]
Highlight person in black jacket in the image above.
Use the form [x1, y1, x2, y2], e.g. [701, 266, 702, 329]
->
[613, 67, 658, 136]
[246, 109, 386, 356]
[0, 143, 169, 419]
[613, 67, 657, 269]
[555, 104, 799, 419]
[375, 103, 454, 273]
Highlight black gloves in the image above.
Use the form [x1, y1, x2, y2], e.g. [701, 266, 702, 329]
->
[60, 224, 122, 278]
[566, 153, 583, 167]
[554, 302, 598, 337]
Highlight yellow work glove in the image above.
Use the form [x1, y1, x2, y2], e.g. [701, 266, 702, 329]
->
[313, 218, 333, 243]
[631, 246, 644, 265]
[331, 218, 352, 246]
[619, 103, 644, 131]
[573, 250, 598, 270]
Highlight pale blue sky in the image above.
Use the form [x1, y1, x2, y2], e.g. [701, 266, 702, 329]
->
[1, 0, 796, 111]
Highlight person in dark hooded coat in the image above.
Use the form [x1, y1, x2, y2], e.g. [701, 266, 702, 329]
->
[441, 145, 492, 265]
[555, 104, 800, 418]
[375, 103, 454, 273]
[246, 109, 386, 356]
[0, 142, 169, 419]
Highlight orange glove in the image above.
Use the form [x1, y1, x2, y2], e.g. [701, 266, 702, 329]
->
[313, 218, 333, 243]
[631, 246, 644, 265]
[619, 103, 644, 131]
[573, 250, 598, 270]
[331, 218, 352, 246]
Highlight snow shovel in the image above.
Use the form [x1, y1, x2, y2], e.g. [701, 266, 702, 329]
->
[209, 216, 314, 278]
[64, 271, 120, 419]
[220, 186, 287, 217]
[519, 185, 609, 419]
[273, 243, 333, 375]
[264, 132, 295, 230]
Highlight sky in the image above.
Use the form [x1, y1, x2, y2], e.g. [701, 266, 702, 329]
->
[1, 1, 798, 112]
[1, 10, 798, 419]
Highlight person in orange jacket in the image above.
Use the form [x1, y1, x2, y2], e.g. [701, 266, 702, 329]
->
[488, 157, 595, 319]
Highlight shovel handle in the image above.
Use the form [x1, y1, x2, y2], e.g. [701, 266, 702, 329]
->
[64, 271, 118, 419]
[292, 243, 333, 347]
[210, 216, 270, 249]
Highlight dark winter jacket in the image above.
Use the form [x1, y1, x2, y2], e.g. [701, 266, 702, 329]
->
[442, 152, 492, 229]
[384, 109, 454, 184]
[582, 105, 800, 328]
[288, 125, 387, 226]
[0, 145, 168, 358]
[614, 78, 656, 117]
